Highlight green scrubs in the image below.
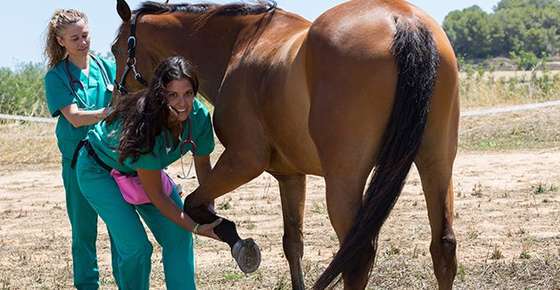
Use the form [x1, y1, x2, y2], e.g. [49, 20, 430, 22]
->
[76, 98, 214, 290]
[44, 55, 117, 290]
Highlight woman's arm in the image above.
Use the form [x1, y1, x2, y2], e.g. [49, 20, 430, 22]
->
[137, 169, 221, 239]
[60, 103, 107, 128]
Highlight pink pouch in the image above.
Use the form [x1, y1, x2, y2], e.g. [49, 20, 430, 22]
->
[111, 169, 175, 205]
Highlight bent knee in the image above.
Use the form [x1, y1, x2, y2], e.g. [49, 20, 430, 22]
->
[121, 241, 153, 261]
[160, 230, 192, 250]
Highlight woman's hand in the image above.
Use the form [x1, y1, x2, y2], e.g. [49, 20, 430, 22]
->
[194, 218, 222, 240]
[60, 104, 108, 127]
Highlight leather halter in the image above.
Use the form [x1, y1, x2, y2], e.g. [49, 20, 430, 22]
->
[117, 12, 149, 95]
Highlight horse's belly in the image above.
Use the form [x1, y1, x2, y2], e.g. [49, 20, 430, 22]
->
[262, 75, 322, 175]
[268, 134, 323, 176]
[264, 88, 323, 176]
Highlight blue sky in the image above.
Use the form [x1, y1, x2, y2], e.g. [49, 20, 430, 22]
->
[1, 0, 499, 69]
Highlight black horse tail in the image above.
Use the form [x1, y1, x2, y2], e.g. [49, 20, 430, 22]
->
[314, 18, 440, 289]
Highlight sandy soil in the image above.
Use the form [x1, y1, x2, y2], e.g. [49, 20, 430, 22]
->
[0, 148, 559, 289]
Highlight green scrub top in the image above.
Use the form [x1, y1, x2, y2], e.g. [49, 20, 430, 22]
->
[44, 55, 116, 159]
[88, 98, 215, 174]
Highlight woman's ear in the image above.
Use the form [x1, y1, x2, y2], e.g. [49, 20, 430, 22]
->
[56, 35, 65, 48]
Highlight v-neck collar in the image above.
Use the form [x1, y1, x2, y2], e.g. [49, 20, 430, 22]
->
[163, 119, 191, 153]
[67, 56, 93, 88]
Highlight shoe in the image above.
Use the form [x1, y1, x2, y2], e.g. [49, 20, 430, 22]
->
[231, 238, 261, 273]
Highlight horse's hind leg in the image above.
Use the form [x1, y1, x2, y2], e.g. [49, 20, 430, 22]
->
[416, 158, 457, 290]
[415, 94, 459, 290]
[306, 47, 397, 290]
[273, 173, 306, 290]
[308, 83, 389, 288]
[322, 169, 375, 289]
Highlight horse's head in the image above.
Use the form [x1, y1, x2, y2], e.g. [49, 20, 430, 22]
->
[112, 0, 155, 96]
[111, 0, 278, 99]
[111, 0, 211, 96]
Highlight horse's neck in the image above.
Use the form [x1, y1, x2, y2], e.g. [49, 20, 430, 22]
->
[169, 17, 248, 103]
[177, 11, 310, 104]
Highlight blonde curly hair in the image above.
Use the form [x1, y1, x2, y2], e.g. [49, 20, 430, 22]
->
[44, 9, 88, 69]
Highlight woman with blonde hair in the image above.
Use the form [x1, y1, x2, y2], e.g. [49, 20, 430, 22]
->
[43, 9, 117, 289]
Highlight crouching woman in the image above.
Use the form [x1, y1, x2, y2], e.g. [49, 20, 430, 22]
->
[74, 56, 220, 289]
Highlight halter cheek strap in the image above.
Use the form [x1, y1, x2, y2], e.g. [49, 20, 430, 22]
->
[117, 12, 149, 95]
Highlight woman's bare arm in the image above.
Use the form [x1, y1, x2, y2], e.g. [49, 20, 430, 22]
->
[60, 103, 107, 127]
[137, 169, 220, 239]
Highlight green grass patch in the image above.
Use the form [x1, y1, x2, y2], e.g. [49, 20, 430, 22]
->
[222, 272, 244, 282]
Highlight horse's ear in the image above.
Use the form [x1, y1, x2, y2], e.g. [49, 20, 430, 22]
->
[117, 0, 132, 22]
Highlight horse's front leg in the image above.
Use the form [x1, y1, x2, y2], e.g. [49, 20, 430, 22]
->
[188, 145, 269, 206]
[184, 108, 270, 273]
[273, 173, 307, 290]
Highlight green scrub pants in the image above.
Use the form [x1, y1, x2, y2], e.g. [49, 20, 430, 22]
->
[62, 157, 119, 290]
[75, 148, 196, 290]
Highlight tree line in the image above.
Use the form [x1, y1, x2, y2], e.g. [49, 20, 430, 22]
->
[0, 63, 47, 116]
[443, 0, 560, 64]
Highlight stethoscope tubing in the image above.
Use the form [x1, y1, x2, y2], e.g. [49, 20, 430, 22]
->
[64, 54, 113, 105]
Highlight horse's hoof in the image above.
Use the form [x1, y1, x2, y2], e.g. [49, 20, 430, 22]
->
[231, 238, 261, 274]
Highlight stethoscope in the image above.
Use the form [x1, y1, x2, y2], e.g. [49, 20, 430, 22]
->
[65, 54, 114, 109]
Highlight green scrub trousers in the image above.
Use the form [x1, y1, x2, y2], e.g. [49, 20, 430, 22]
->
[62, 155, 121, 290]
[75, 148, 196, 290]
[44, 56, 118, 289]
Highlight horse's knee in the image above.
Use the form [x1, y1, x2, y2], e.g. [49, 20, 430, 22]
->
[231, 150, 268, 176]
[282, 212, 304, 257]
[282, 232, 303, 258]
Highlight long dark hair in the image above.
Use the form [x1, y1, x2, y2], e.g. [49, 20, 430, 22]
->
[106, 56, 199, 164]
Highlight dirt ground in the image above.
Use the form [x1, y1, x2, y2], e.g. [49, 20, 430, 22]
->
[0, 142, 559, 289]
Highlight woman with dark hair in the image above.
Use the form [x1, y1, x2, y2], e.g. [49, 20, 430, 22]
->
[74, 56, 222, 289]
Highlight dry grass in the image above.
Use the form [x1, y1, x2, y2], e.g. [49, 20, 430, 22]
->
[460, 106, 560, 151]
[0, 121, 59, 167]
[1, 102, 559, 289]
[1, 149, 559, 289]
[1, 103, 557, 168]
[460, 70, 560, 109]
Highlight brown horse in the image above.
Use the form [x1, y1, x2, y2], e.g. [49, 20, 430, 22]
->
[112, 0, 459, 289]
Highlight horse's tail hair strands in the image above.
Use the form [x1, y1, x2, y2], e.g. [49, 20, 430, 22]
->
[314, 17, 440, 289]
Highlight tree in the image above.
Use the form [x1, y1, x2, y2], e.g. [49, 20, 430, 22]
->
[0, 63, 47, 116]
[443, 6, 494, 59]
[443, 0, 560, 61]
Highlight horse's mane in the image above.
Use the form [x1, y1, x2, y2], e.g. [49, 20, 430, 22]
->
[134, 0, 277, 16]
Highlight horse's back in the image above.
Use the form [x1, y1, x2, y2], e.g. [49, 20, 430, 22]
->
[302, 0, 459, 173]
[256, 1, 405, 174]
[248, 0, 459, 175]
[304, 1, 406, 171]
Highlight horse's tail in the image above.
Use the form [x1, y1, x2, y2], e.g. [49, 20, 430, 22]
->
[314, 18, 440, 289]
